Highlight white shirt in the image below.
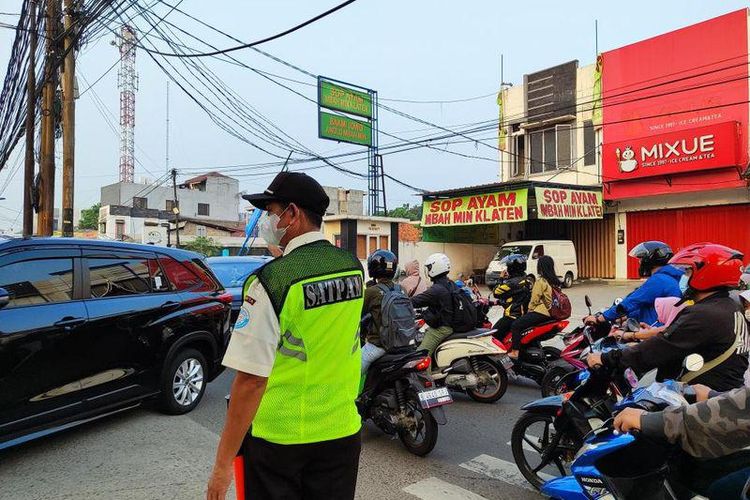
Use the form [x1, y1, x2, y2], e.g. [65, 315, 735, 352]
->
[222, 232, 328, 377]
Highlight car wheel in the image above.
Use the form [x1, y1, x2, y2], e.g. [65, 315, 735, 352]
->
[159, 348, 207, 415]
[563, 272, 574, 289]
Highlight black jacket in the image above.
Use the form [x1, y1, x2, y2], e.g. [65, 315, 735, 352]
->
[603, 292, 749, 392]
[412, 276, 455, 328]
[493, 273, 532, 319]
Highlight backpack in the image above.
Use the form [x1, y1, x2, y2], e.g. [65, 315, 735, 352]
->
[549, 286, 572, 320]
[376, 284, 418, 351]
[445, 281, 478, 333]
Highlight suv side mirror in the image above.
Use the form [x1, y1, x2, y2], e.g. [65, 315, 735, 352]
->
[684, 353, 705, 372]
[585, 295, 592, 308]
[0, 287, 9, 310]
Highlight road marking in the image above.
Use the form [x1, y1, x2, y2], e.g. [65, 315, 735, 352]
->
[403, 477, 488, 500]
[459, 454, 554, 492]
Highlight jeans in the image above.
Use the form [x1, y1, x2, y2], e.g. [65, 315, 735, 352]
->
[361, 342, 386, 376]
[708, 467, 750, 500]
[418, 325, 453, 356]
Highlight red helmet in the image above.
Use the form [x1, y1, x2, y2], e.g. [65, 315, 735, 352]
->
[669, 242, 744, 292]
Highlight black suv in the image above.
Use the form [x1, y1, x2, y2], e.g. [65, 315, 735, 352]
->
[0, 238, 232, 450]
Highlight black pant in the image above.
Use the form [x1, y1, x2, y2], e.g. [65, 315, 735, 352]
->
[510, 312, 550, 350]
[242, 431, 361, 500]
[492, 316, 515, 342]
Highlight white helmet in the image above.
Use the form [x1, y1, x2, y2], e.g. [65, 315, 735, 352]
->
[424, 253, 451, 279]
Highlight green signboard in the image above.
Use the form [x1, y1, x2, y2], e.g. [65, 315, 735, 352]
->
[319, 80, 373, 118]
[319, 111, 372, 147]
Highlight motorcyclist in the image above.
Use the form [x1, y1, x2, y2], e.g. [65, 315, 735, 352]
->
[491, 254, 532, 341]
[584, 241, 683, 327]
[588, 243, 750, 392]
[360, 250, 399, 375]
[615, 384, 750, 499]
[411, 253, 455, 356]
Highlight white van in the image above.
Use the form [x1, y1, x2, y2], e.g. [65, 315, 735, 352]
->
[485, 240, 578, 289]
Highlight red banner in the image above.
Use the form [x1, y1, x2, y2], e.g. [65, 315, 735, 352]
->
[602, 122, 740, 181]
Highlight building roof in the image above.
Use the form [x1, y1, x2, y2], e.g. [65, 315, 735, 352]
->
[179, 217, 245, 235]
[423, 179, 602, 199]
[179, 171, 234, 187]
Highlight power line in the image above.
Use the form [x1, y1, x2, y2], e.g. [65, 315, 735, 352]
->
[141, 0, 358, 58]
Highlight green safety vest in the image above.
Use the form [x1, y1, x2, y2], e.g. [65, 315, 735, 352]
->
[243, 239, 364, 444]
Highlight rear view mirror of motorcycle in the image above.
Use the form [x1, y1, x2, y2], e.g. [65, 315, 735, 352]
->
[585, 295, 592, 309]
[683, 353, 705, 373]
[625, 317, 640, 332]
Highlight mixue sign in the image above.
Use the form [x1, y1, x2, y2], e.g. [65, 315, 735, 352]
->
[603, 121, 740, 181]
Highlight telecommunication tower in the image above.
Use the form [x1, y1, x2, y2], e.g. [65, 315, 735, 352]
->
[116, 25, 138, 183]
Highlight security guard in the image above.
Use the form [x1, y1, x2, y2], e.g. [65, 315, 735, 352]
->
[207, 172, 363, 500]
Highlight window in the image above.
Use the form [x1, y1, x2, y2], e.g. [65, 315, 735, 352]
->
[334, 234, 342, 248]
[115, 220, 125, 240]
[88, 258, 167, 298]
[511, 133, 525, 178]
[197, 203, 210, 216]
[196, 225, 207, 237]
[528, 125, 573, 174]
[379, 235, 389, 251]
[158, 256, 216, 292]
[583, 120, 596, 166]
[0, 258, 74, 308]
[99, 222, 106, 234]
[166, 199, 176, 212]
[356, 235, 367, 260]
[532, 245, 545, 259]
[133, 197, 148, 209]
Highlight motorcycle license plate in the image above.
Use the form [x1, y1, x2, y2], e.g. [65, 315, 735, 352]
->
[417, 387, 452, 409]
[499, 355, 514, 370]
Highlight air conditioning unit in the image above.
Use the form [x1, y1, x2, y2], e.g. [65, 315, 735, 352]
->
[142, 225, 167, 245]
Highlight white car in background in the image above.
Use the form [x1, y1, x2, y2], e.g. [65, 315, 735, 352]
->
[485, 240, 578, 289]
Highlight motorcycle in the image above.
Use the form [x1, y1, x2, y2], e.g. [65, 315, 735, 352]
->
[510, 336, 632, 490]
[541, 355, 706, 499]
[416, 314, 509, 403]
[357, 348, 451, 456]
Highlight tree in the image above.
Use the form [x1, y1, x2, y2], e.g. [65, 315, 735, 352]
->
[387, 203, 422, 221]
[181, 236, 221, 257]
[78, 203, 100, 230]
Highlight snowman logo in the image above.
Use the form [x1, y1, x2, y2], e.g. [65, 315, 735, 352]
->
[616, 146, 638, 173]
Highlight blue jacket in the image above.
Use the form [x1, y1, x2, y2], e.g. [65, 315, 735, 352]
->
[602, 265, 684, 325]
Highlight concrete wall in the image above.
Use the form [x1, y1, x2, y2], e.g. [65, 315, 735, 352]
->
[101, 175, 240, 222]
[322, 186, 365, 216]
[322, 220, 341, 243]
[398, 241, 498, 278]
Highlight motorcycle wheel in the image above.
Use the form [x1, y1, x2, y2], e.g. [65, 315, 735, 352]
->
[540, 366, 571, 397]
[467, 357, 508, 403]
[511, 412, 570, 490]
[397, 391, 439, 457]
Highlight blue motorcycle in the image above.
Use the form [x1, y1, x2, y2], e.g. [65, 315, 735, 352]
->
[541, 358, 704, 499]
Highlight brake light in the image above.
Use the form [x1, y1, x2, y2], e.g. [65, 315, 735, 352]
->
[424, 380, 433, 388]
[404, 357, 431, 371]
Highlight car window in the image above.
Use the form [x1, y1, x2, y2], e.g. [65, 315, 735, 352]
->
[158, 256, 215, 292]
[0, 258, 74, 308]
[209, 262, 264, 288]
[496, 245, 532, 260]
[532, 245, 545, 259]
[88, 258, 164, 298]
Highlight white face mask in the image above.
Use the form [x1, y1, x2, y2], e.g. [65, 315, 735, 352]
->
[259, 207, 290, 247]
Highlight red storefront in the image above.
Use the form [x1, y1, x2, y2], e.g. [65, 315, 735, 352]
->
[601, 9, 750, 278]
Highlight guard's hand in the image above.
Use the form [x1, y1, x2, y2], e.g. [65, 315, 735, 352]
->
[207, 464, 233, 500]
[639, 322, 649, 329]
[587, 352, 603, 369]
[692, 384, 713, 402]
[614, 408, 645, 433]
[583, 315, 598, 325]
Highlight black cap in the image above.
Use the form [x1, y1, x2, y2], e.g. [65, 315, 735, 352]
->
[242, 172, 330, 216]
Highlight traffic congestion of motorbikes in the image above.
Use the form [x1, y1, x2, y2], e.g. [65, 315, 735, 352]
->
[358, 240, 750, 499]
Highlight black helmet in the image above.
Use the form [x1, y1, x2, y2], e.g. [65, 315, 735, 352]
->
[502, 254, 527, 275]
[629, 241, 673, 277]
[367, 249, 398, 280]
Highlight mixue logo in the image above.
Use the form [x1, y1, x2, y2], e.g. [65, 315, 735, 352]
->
[616, 134, 716, 173]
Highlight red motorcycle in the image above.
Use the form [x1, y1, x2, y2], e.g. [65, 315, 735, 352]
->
[493, 319, 569, 386]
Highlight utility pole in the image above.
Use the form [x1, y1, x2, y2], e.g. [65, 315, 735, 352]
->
[23, 0, 38, 237]
[171, 168, 180, 247]
[61, 0, 75, 237]
[165, 80, 169, 173]
[37, 0, 59, 236]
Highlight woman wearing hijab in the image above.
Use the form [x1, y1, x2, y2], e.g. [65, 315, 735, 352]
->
[400, 259, 428, 297]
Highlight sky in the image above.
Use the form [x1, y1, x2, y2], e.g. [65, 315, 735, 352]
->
[0, 0, 748, 231]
